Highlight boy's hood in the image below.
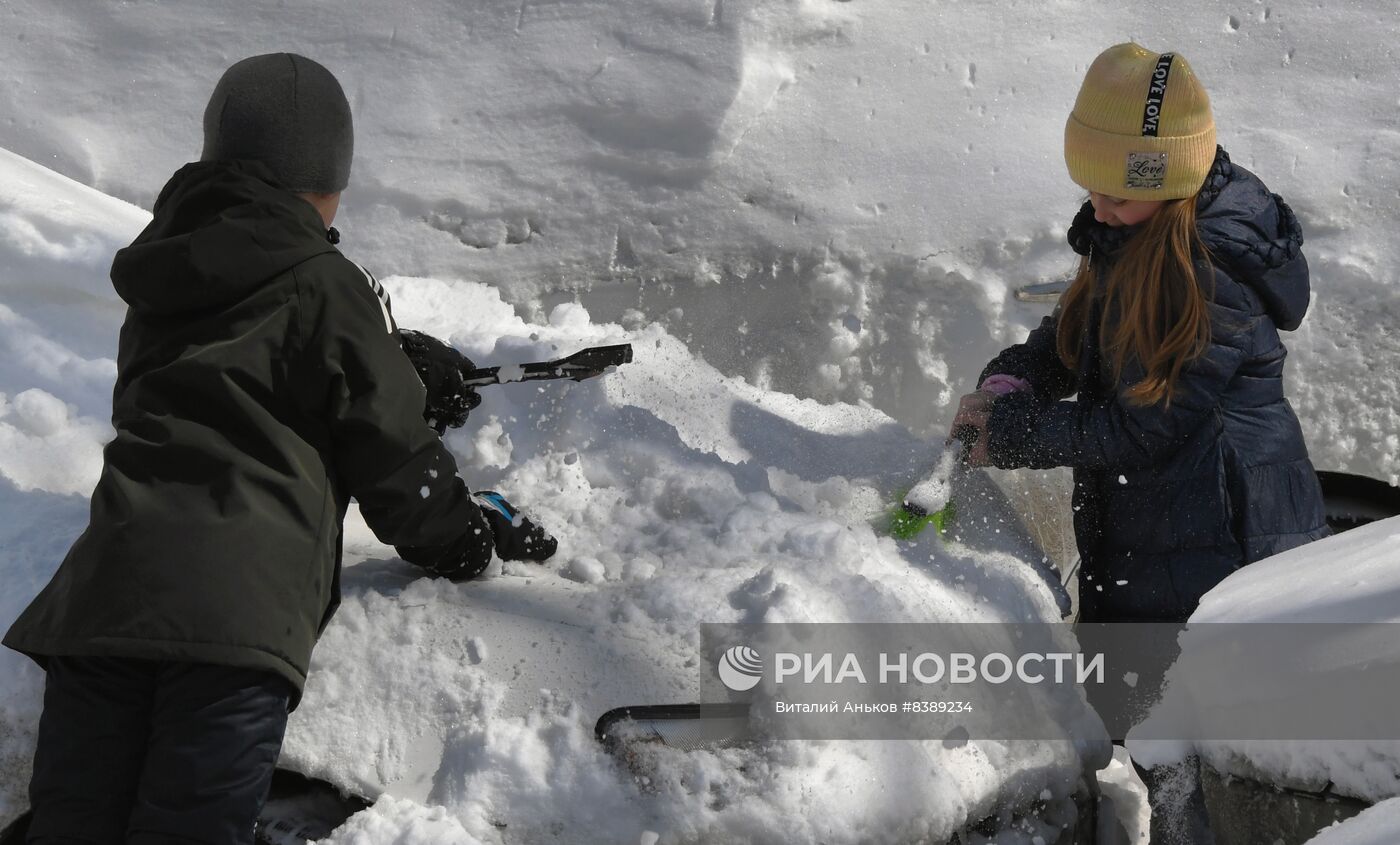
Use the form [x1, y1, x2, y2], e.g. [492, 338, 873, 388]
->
[111, 160, 338, 317]
[1067, 147, 1311, 331]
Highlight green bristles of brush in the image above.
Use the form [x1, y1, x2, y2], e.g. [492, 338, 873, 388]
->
[889, 498, 956, 540]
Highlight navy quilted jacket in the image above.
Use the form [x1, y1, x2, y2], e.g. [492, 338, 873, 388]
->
[983, 148, 1328, 622]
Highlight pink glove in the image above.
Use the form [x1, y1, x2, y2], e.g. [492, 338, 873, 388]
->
[978, 373, 1032, 396]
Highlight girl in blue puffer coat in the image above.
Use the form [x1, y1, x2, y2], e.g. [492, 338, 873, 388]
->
[954, 43, 1329, 625]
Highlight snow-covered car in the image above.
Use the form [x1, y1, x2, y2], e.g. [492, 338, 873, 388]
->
[1122, 513, 1400, 844]
[250, 282, 1125, 842]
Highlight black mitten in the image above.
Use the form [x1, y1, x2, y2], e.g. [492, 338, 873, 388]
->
[396, 516, 495, 583]
[472, 491, 558, 562]
[399, 328, 482, 434]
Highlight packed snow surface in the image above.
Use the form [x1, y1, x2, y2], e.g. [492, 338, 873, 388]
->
[3, 0, 1399, 840]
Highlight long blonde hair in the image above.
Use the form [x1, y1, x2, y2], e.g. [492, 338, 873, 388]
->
[1055, 197, 1213, 407]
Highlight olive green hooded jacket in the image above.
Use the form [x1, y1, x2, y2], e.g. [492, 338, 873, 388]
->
[3, 161, 491, 703]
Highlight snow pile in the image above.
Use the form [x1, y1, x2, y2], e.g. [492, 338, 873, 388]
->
[0, 146, 1094, 841]
[1129, 516, 1400, 805]
[277, 280, 1092, 841]
[0, 148, 145, 496]
[0, 149, 151, 817]
[318, 796, 480, 845]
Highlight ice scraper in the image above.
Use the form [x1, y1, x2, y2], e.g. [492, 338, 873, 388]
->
[401, 330, 633, 434]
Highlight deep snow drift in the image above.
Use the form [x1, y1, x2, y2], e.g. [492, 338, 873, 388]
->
[2, 0, 1399, 478]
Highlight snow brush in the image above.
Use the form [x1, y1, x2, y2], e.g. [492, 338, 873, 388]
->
[889, 425, 978, 540]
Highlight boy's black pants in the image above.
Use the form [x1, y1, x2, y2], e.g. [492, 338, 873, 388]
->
[27, 656, 292, 845]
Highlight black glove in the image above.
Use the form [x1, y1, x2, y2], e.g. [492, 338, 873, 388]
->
[472, 491, 558, 562]
[396, 515, 495, 583]
[399, 328, 482, 434]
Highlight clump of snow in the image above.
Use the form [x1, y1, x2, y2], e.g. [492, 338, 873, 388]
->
[562, 556, 607, 584]
[0, 388, 110, 495]
[491, 364, 527, 384]
[548, 302, 593, 331]
[319, 795, 480, 845]
[467, 417, 514, 470]
[1093, 746, 1149, 844]
[8, 389, 68, 437]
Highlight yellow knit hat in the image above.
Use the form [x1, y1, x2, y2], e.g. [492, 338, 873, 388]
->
[1064, 43, 1216, 200]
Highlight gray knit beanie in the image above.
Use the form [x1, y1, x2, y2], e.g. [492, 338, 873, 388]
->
[201, 53, 353, 193]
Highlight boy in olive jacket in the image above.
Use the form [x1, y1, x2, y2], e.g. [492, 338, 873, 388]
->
[4, 54, 553, 844]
